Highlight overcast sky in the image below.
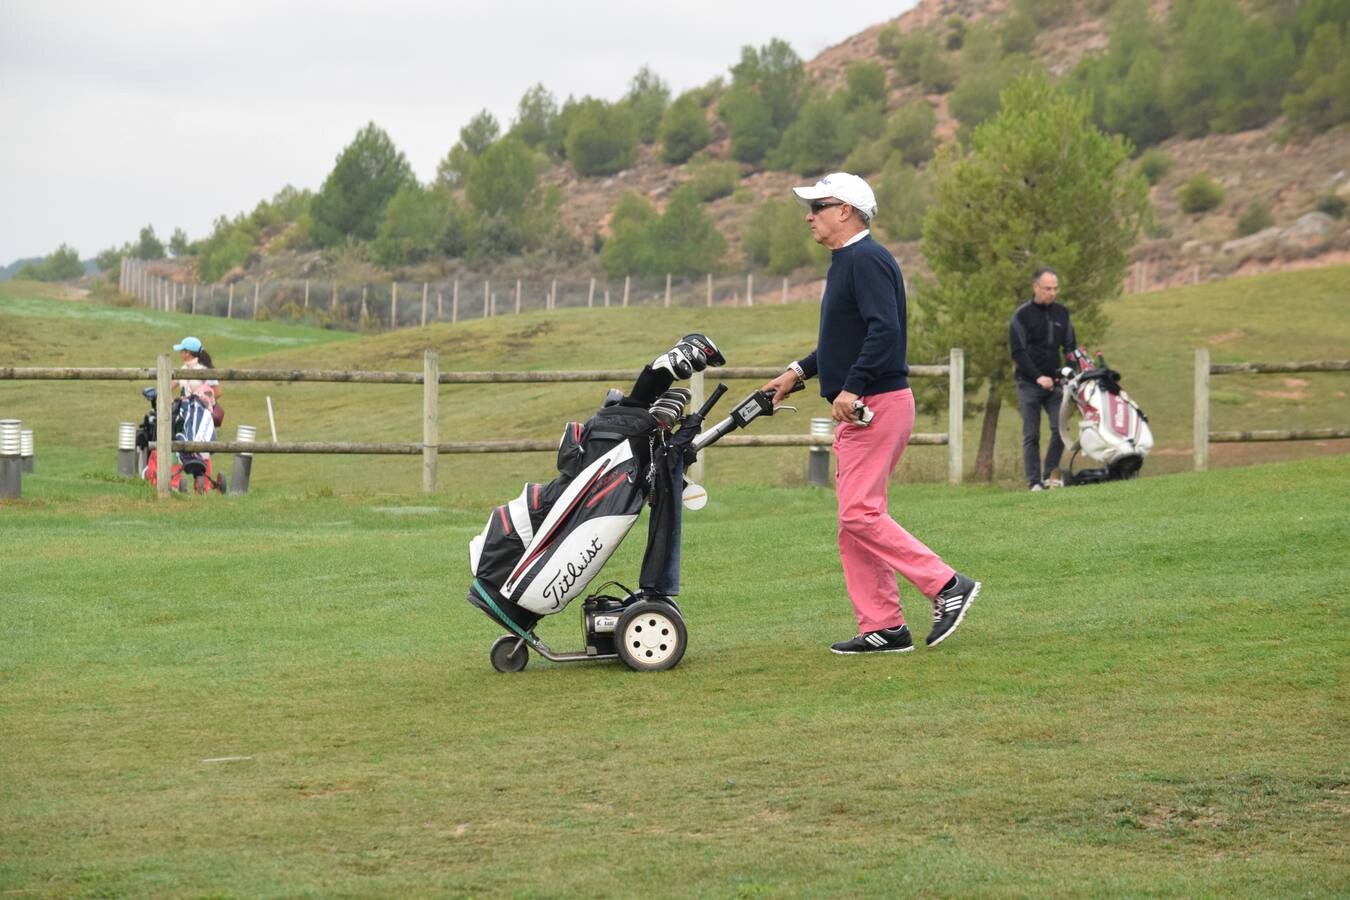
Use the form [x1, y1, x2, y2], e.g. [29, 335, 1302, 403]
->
[0, 1, 916, 264]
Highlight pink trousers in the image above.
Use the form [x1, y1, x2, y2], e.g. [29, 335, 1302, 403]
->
[833, 388, 955, 633]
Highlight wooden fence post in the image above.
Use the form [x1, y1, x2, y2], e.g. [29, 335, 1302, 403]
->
[155, 353, 172, 499]
[423, 349, 438, 494]
[484, 280, 490, 317]
[781, 278, 788, 304]
[331, 281, 337, 312]
[452, 281, 459, 323]
[588, 277, 595, 308]
[227, 283, 234, 318]
[421, 282, 428, 326]
[665, 273, 672, 308]
[391, 280, 398, 328]
[361, 286, 368, 324]
[191, 283, 198, 314]
[253, 281, 260, 319]
[706, 273, 713, 308]
[948, 348, 964, 485]
[746, 273, 754, 307]
[516, 279, 523, 314]
[550, 278, 557, 311]
[437, 290, 443, 319]
[1194, 347, 1210, 471]
[623, 276, 630, 307]
[304, 279, 310, 309]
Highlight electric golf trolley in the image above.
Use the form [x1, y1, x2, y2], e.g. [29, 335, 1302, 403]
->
[466, 355, 795, 673]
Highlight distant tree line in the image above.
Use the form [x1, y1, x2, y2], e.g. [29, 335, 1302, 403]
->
[56, 0, 1344, 288]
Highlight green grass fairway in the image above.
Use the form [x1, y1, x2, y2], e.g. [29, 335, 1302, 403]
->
[2, 458, 1346, 895]
[1, 269, 1347, 895]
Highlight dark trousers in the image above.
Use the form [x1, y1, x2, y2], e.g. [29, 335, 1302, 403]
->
[1017, 380, 1065, 486]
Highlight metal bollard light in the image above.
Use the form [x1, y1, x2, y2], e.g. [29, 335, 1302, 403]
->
[0, 419, 21, 499]
[808, 417, 833, 487]
[117, 422, 138, 478]
[20, 430, 33, 473]
[230, 424, 256, 495]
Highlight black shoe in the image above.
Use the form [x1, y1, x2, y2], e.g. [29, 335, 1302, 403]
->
[830, 625, 914, 654]
[927, 574, 981, 647]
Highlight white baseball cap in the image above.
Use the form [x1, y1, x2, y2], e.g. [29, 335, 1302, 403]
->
[792, 172, 878, 221]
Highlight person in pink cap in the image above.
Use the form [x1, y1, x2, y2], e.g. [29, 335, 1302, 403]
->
[763, 173, 981, 654]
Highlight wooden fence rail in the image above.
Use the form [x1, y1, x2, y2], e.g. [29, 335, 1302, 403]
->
[1193, 349, 1349, 470]
[1, 350, 965, 497]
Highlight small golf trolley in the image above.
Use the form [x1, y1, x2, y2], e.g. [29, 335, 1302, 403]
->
[466, 336, 793, 673]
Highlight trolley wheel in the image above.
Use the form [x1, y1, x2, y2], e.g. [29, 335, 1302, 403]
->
[489, 635, 528, 672]
[615, 601, 687, 672]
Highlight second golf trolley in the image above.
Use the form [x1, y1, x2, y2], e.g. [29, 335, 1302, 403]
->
[465, 337, 794, 673]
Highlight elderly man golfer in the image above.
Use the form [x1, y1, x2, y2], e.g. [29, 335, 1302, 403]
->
[763, 173, 981, 654]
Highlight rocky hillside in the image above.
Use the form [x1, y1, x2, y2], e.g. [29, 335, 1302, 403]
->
[537, 0, 1349, 291]
[135, 0, 1350, 294]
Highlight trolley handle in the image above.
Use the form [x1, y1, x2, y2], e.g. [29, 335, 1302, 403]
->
[696, 382, 728, 419]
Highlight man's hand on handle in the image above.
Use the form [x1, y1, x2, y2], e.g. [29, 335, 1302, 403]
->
[1036, 375, 1054, 391]
[763, 371, 802, 405]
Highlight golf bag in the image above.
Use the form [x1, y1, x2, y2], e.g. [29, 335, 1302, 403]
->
[136, 387, 225, 493]
[467, 395, 693, 636]
[1056, 347, 1153, 484]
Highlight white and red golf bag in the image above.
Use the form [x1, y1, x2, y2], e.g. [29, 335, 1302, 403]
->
[1057, 347, 1153, 484]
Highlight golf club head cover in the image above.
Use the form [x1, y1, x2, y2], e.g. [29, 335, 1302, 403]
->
[680, 333, 725, 368]
[651, 345, 697, 380]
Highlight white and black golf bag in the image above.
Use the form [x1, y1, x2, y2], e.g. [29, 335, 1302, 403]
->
[1057, 347, 1153, 484]
[467, 398, 684, 634]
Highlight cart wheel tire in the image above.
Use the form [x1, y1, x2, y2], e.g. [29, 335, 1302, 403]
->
[489, 635, 528, 673]
[616, 601, 687, 671]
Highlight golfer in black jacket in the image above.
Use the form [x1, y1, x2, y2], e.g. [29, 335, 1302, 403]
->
[1010, 268, 1076, 491]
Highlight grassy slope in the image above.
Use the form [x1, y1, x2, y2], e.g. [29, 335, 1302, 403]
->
[1, 266, 1347, 502]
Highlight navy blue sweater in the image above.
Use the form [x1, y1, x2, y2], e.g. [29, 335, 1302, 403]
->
[798, 234, 909, 401]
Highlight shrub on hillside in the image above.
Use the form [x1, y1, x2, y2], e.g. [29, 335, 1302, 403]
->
[770, 93, 855, 175]
[1235, 201, 1274, 237]
[373, 184, 465, 267]
[17, 244, 84, 281]
[1178, 174, 1225, 214]
[743, 198, 827, 275]
[508, 84, 560, 155]
[601, 187, 725, 277]
[845, 61, 888, 108]
[685, 160, 739, 202]
[310, 122, 416, 246]
[884, 101, 937, 165]
[1315, 194, 1346, 219]
[1282, 22, 1350, 134]
[1136, 148, 1171, 185]
[718, 39, 807, 165]
[874, 157, 931, 242]
[135, 225, 165, 260]
[622, 66, 670, 144]
[564, 99, 638, 177]
[659, 93, 713, 164]
[876, 26, 902, 60]
[1001, 12, 1038, 54]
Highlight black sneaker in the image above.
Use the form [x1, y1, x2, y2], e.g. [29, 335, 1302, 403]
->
[927, 574, 981, 647]
[830, 625, 914, 654]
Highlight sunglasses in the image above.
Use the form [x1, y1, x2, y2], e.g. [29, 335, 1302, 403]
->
[809, 200, 845, 214]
